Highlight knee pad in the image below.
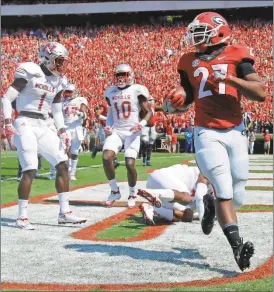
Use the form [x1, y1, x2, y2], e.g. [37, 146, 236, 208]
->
[181, 208, 193, 222]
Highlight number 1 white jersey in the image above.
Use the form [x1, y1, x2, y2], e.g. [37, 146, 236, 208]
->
[14, 62, 68, 116]
[104, 84, 150, 132]
[62, 96, 88, 127]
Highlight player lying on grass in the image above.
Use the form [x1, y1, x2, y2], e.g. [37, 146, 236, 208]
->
[137, 164, 212, 225]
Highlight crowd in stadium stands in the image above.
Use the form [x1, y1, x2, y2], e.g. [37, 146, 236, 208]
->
[1, 19, 273, 137]
[2, 0, 125, 4]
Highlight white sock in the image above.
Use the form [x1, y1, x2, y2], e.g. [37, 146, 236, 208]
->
[109, 179, 119, 192]
[129, 186, 136, 197]
[153, 206, 174, 222]
[58, 192, 70, 214]
[18, 199, 28, 218]
[147, 189, 175, 202]
[70, 159, 78, 175]
[67, 159, 71, 172]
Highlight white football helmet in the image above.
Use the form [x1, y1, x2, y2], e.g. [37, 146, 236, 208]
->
[63, 83, 76, 99]
[39, 42, 69, 76]
[114, 64, 134, 88]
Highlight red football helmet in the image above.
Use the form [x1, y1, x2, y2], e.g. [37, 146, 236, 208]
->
[185, 12, 231, 52]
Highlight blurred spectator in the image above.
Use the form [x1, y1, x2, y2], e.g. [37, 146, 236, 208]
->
[165, 121, 173, 152]
[263, 129, 272, 155]
[171, 132, 178, 153]
[248, 129, 256, 154]
[184, 128, 193, 153]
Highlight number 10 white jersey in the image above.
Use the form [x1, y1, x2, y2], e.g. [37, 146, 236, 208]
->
[104, 84, 150, 132]
[14, 62, 68, 116]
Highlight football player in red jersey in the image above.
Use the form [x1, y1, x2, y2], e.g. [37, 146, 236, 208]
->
[166, 12, 266, 271]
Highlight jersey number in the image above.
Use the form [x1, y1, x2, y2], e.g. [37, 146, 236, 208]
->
[38, 93, 46, 111]
[194, 64, 228, 99]
[114, 101, 131, 119]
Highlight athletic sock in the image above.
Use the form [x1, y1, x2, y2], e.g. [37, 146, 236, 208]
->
[153, 207, 173, 222]
[109, 178, 119, 192]
[129, 186, 136, 197]
[147, 144, 153, 161]
[18, 199, 29, 218]
[70, 159, 78, 175]
[58, 192, 71, 214]
[223, 224, 242, 249]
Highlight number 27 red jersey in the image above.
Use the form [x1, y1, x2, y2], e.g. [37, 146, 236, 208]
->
[177, 44, 255, 129]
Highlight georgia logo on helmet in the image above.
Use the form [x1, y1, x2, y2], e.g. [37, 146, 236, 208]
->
[184, 12, 231, 52]
[39, 42, 69, 76]
[63, 83, 76, 99]
[114, 64, 135, 88]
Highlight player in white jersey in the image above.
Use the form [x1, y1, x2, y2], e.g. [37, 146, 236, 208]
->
[62, 84, 88, 180]
[103, 64, 153, 208]
[2, 42, 86, 230]
[141, 95, 157, 166]
[137, 164, 212, 225]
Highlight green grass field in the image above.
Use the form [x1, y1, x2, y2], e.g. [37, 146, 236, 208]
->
[1, 151, 273, 291]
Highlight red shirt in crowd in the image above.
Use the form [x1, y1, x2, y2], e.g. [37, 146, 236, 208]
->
[166, 125, 173, 135]
[264, 133, 271, 142]
[171, 133, 177, 145]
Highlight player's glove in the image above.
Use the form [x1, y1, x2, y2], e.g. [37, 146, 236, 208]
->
[5, 124, 17, 137]
[104, 126, 113, 136]
[130, 124, 143, 134]
[130, 120, 147, 134]
[166, 86, 186, 109]
[58, 128, 71, 153]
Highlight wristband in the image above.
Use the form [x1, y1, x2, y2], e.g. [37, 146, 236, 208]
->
[139, 119, 148, 127]
[99, 114, 107, 121]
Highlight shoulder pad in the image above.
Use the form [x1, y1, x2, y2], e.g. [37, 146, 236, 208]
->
[15, 62, 42, 81]
[104, 86, 117, 99]
[61, 76, 69, 89]
[134, 84, 150, 99]
[230, 44, 255, 64]
[177, 52, 195, 72]
[78, 96, 88, 106]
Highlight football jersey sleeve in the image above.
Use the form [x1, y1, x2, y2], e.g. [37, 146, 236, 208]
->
[79, 96, 88, 106]
[233, 45, 255, 65]
[14, 62, 41, 81]
[135, 84, 150, 99]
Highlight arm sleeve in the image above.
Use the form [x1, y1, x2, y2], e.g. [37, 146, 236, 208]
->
[51, 102, 66, 131]
[236, 61, 256, 79]
[178, 70, 194, 105]
[2, 86, 19, 120]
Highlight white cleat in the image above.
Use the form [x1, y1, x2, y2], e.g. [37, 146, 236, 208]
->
[127, 195, 137, 208]
[137, 189, 162, 208]
[105, 189, 121, 207]
[70, 174, 77, 181]
[58, 211, 87, 224]
[48, 174, 56, 180]
[16, 218, 35, 230]
[139, 203, 155, 225]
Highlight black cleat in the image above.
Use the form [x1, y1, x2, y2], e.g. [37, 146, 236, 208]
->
[201, 193, 215, 235]
[146, 160, 151, 166]
[91, 147, 98, 159]
[233, 239, 255, 271]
